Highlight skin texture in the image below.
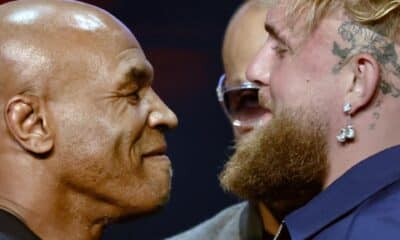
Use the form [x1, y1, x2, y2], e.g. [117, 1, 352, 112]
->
[0, 0, 177, 239]
[228, 0, 400, 218]
[220, 0, 280, 235]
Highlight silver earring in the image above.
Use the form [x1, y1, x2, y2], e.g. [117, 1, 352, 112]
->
[336, 103, 356, 143]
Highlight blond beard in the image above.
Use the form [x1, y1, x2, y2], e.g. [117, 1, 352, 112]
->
[219, 108, 328, 219]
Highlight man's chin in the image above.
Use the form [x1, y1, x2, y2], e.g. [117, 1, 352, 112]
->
[115, 193, 170, 223]
[220, 108, 328, 216]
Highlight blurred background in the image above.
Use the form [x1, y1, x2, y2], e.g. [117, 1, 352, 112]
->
[19, 0, 244, 239]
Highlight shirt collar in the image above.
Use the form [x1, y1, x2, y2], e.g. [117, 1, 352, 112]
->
[0, 209, 40, 240]
[284, 145, 400, 239]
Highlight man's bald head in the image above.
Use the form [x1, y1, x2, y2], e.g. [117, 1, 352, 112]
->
[0, 0, 137, 100]
[222, 0, 270, 83]
[0, 1, 177, 239]
[221, 0, 270, 136]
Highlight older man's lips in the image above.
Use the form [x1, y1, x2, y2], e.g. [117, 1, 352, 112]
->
[142, 145, 170, 161]
[143, 155, 170, 163]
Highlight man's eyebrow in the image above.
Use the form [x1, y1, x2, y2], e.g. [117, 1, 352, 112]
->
[118, 64, 153, 90]
[264, 22, 291, 48]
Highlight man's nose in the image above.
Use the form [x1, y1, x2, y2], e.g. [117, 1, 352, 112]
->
[148, 89, 178, 131]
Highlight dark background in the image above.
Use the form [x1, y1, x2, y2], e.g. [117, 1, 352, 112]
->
[77, 1, 243, 239]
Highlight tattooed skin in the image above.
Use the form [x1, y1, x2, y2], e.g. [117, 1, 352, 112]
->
[332, 21, 400, 98]
[369, 102, 382, 130]
[380, 80, 400, 97]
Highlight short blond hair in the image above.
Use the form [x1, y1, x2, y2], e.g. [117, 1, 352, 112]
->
[287, 0, 400, 42]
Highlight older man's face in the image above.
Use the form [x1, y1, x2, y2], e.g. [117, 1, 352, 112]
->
[42, 10, 178, 216]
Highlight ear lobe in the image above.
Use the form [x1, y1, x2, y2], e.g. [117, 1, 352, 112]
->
[4, 95, 54, 154]
[346, 54, 380, 114]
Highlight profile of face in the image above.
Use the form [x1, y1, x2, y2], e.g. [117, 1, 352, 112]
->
[220, 1, 270, 138]
[0, 0, 178, 218]
[53, 15, 178, 217]
[53, 47, 178, 215]
[219, 0, 349, 216]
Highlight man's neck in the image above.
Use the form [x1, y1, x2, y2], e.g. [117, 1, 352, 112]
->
[27, 192, 109, 240]
[258, 202, 280, 236]
[0, 186, 110, 240]
[324, 110, 400, 188]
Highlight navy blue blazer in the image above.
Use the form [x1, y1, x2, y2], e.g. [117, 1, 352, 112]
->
[283, 145, 400, 240]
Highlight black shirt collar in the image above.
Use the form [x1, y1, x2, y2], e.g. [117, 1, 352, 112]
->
[0, 209, 40, 240]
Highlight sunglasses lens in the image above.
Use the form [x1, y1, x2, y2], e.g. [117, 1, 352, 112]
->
[223, 88, 265, 125]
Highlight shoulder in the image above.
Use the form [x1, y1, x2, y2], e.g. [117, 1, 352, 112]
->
[347, 180, 400, 239]
[166, 202, 248, 240]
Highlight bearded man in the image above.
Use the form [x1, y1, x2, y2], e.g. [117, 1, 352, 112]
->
[221, 0, 400, 239]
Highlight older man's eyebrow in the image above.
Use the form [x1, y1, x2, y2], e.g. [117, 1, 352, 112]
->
[264, 22, 291, 49]
[130, 64, 153, 86]
[118, 61, 154, 91]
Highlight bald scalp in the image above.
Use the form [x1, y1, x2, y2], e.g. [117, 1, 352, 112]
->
[0, 0, 135, 100]
[222, 0, 270, 75]
[223, 0, 272, 44]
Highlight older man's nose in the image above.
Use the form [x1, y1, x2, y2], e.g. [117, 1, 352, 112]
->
[148, 90, 178, 131]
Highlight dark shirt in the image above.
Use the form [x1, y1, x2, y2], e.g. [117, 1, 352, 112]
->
[0, 210, 40, 240]
[280, 145, 400, 240]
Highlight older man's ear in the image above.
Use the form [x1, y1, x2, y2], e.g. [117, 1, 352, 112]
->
[5, 95, 54, 154]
